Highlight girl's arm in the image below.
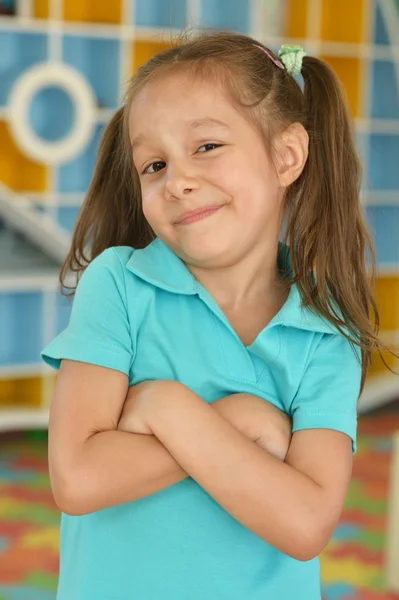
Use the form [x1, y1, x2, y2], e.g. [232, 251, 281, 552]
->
[137, 380, 352, 562]
[49, 360, 290, 515]
[48, 360, 185, 515]
[119, 385, 292, 460]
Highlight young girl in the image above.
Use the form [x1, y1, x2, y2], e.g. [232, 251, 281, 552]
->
[42, 32, 394, 600]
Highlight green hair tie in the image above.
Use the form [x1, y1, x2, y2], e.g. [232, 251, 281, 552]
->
[278, 45, 306, 77]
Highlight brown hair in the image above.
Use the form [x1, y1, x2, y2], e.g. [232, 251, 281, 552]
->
[60, 30, 398, 392]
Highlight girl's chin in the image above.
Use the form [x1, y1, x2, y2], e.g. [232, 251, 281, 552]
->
[158, 231, 233, 268]
[178, 242, 232, 269]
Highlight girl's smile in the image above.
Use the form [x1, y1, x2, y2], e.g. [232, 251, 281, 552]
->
[174, 204, 225, 225]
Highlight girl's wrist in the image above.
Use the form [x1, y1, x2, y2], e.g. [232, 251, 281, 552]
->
[146, 381, 204, 433]
[143, 380, 198, 428]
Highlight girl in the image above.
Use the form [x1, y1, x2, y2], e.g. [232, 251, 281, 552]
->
[42, 32, 395, 599]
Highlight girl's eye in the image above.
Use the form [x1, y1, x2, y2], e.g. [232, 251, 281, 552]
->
[143, 161, 166, 175]
[197, 143, 222, 153]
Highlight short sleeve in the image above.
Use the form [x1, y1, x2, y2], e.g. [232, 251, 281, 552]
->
[41, 248, 133, 377]
[290, 334, 362, 452]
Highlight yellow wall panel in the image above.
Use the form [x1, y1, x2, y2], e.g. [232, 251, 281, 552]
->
[41, 375, 57, 408]
[0, 121, 47, 192]
[320, 56, 361, 117]
[33, 0, 49, 19]
[284, 0, 308, 38]
[368, 349, 398, 377]
[132, 40, 174, 74]
[0, 377, 43, 408]
[63, 0, 121, 24]
[374, 276, 399, 330]
[321, 0, 365, 43]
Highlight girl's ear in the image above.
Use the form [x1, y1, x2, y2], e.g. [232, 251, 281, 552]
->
[274, 123, 309, 188]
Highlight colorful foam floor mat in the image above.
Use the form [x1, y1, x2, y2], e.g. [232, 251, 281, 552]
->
[0, 403, 399, 600]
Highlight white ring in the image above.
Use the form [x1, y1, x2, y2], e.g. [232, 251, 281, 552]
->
[8, 62, 97, 165]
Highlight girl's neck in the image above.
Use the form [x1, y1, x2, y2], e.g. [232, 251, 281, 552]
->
[187, 240, 285, 312]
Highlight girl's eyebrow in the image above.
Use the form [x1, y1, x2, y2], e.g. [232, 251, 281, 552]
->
[131, 117, 229, 151]
[188, 117, 230, 130]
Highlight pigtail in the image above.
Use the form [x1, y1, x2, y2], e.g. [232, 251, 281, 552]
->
[285, 56, 389, 391]
[60, 106, 154, 293]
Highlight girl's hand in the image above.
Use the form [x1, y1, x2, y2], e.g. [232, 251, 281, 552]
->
[117, 380, 183, 435]
[213, 393, 292, 461]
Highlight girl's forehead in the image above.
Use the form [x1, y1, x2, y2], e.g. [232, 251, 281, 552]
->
[130, 72, 234, 121]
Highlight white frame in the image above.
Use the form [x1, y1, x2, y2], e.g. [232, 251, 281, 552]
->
[8, 62, 97, 164]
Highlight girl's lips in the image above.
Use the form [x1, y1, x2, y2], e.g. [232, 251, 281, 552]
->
[175, 205, 223, 225]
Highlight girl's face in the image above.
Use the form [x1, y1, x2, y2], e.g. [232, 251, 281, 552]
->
[129, 72, 285, 268]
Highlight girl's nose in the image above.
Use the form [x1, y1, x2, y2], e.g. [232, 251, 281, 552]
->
[165, 164, 200, 200]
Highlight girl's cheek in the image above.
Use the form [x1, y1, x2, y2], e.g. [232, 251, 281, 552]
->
[141, 181, 156, 201]
[141, 188, 162, 219]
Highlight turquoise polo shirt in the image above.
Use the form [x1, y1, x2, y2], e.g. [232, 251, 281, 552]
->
[42, 238, 361, 600]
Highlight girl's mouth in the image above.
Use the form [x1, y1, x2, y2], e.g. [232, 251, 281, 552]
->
[175, 205, 223, 225]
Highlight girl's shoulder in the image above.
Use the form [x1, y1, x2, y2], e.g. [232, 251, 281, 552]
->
[94, 246, 136, 269]
[75, 246, 137, 303]
[85, 246, 138, 287]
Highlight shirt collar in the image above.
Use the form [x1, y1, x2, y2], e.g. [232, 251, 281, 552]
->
[126, 238, 335, 334]
[126, 238, 197, 295]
